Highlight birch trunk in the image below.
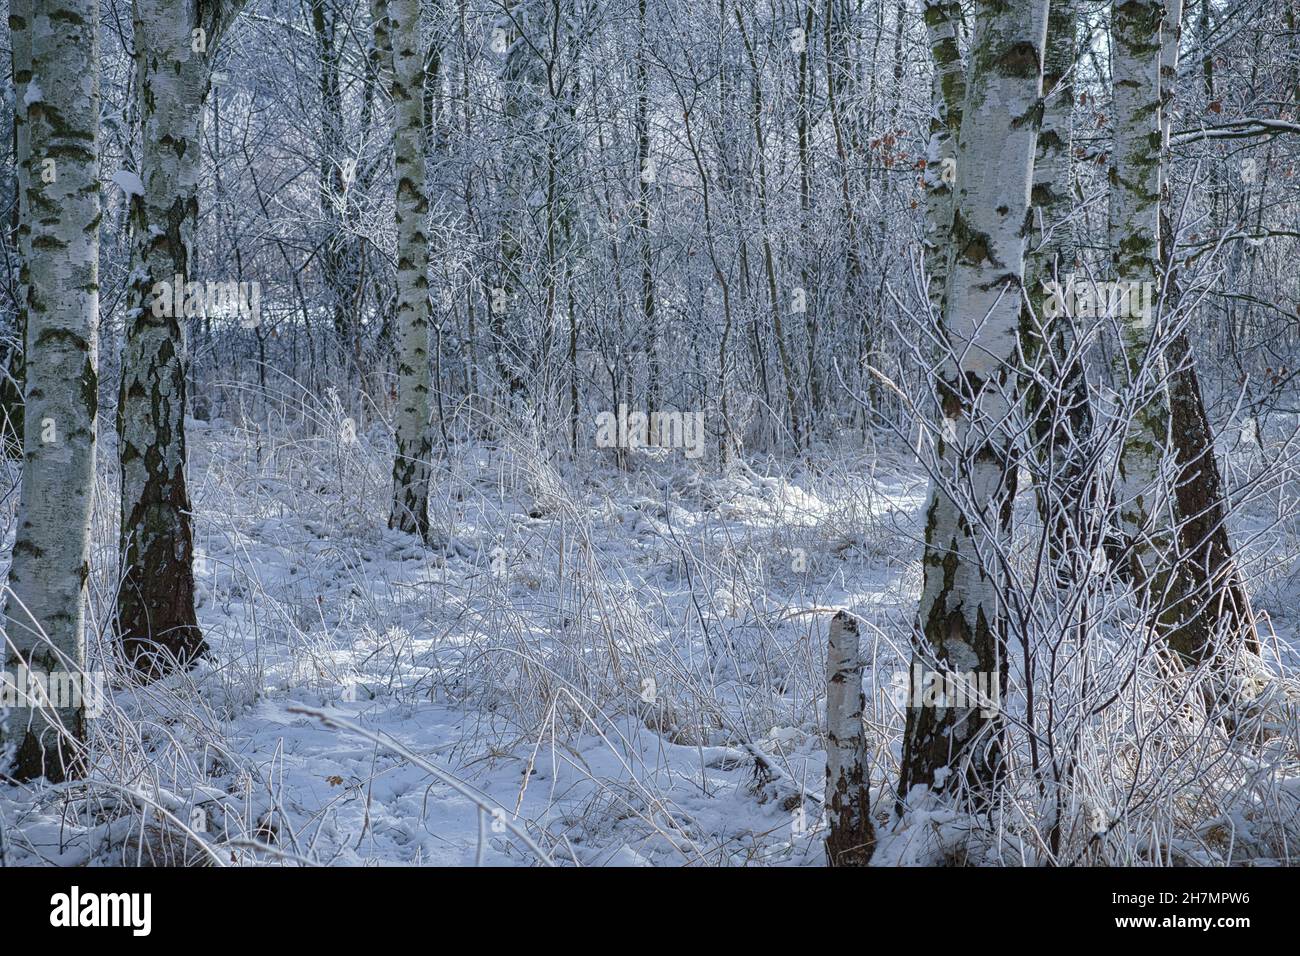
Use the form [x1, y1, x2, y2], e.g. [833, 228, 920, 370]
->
[374, 0, 434, 539]
[1022, 0, 1094, 563]
[118, 0, 245, 675]
[1, 0, 31, 458]
[898, 0, 1049, 805]
[921, 0, 965, 320]
[1158, 0, 1259, 660]
[1108, 0, 1167, 587]
[1, 0, 100, 781]
[824, 611, 874, 866]
[1108, 0, 1220, 663]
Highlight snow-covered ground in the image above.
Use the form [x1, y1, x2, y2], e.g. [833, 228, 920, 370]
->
[2, 396, 1299, 866]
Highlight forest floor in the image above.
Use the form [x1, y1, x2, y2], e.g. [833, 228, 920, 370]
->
[3, 397, 1300, 865]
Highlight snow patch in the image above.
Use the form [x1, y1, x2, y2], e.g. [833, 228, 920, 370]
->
[111, 169, 145, 198]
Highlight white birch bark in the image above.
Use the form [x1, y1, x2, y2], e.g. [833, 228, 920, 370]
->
[1025, 0, 1078, 343]
[374, 0, 434, 539]
[898, 0, 1049, 805]
[1022, 0, 1094, 562]
[1159, 0, 1258, 670]
[2, 0, 32, 454]
[1, 0, 100, 782]
[1105, 0, 1242, 677]
[1104, 0, 1228, 666]
[117, 0, 246, 674]
[1159, 0, 1183, 176]
[824, 610, 874, 865]
[1109, 0, 1170, 592]
[922, 0, 965, 319]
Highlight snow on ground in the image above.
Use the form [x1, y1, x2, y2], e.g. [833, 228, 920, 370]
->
[1, 407, 929, 866]
[3, 399, 1299, 866]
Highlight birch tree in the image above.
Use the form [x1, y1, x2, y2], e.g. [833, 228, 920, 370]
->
[1108, 0, 1170, 600]
[921, 0, 965, 320]
[117, 0, 247, 675]
[1, 0, 101, 781]
[1155, 0, 1259, 663]
[824, 611, 874, 865]
[1021, 0, 1095, 565]
[1, 0, 31, 458]
[1107, 0, 1227, 667]
[373, 0, 434, 539]
[897, 0, 1049, 805]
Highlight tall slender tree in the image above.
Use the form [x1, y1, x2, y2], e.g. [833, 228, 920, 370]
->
[117, 0, 248, 676]
[0, 0, 31, 460]
[897, 0, 1050, 806]
[1155, 0, 1259, 662]
[1021, 0, 1095, 566]
[1108, 0, 1171, 601]
[311, 0, 367, 377]
[490, 1, 535, 401]
[373, 0, 434, 539]
[636, 0, 659, 425]
[921, 0, 965, 321]
[1, 0, 101, 781]
[1107, 0, 1235, 668]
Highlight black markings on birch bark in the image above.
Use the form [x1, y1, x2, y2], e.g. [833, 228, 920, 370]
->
[116, 0, 248, 677]
[1020, 0, 1095, 572]
[824, 611, 875, 866]
[1, 0, 32, 459]
[1, 0, 101, 781]
[922, 0, 966, 321]
[372, 0, 434, 540]
[898, 0, 1049, 808]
